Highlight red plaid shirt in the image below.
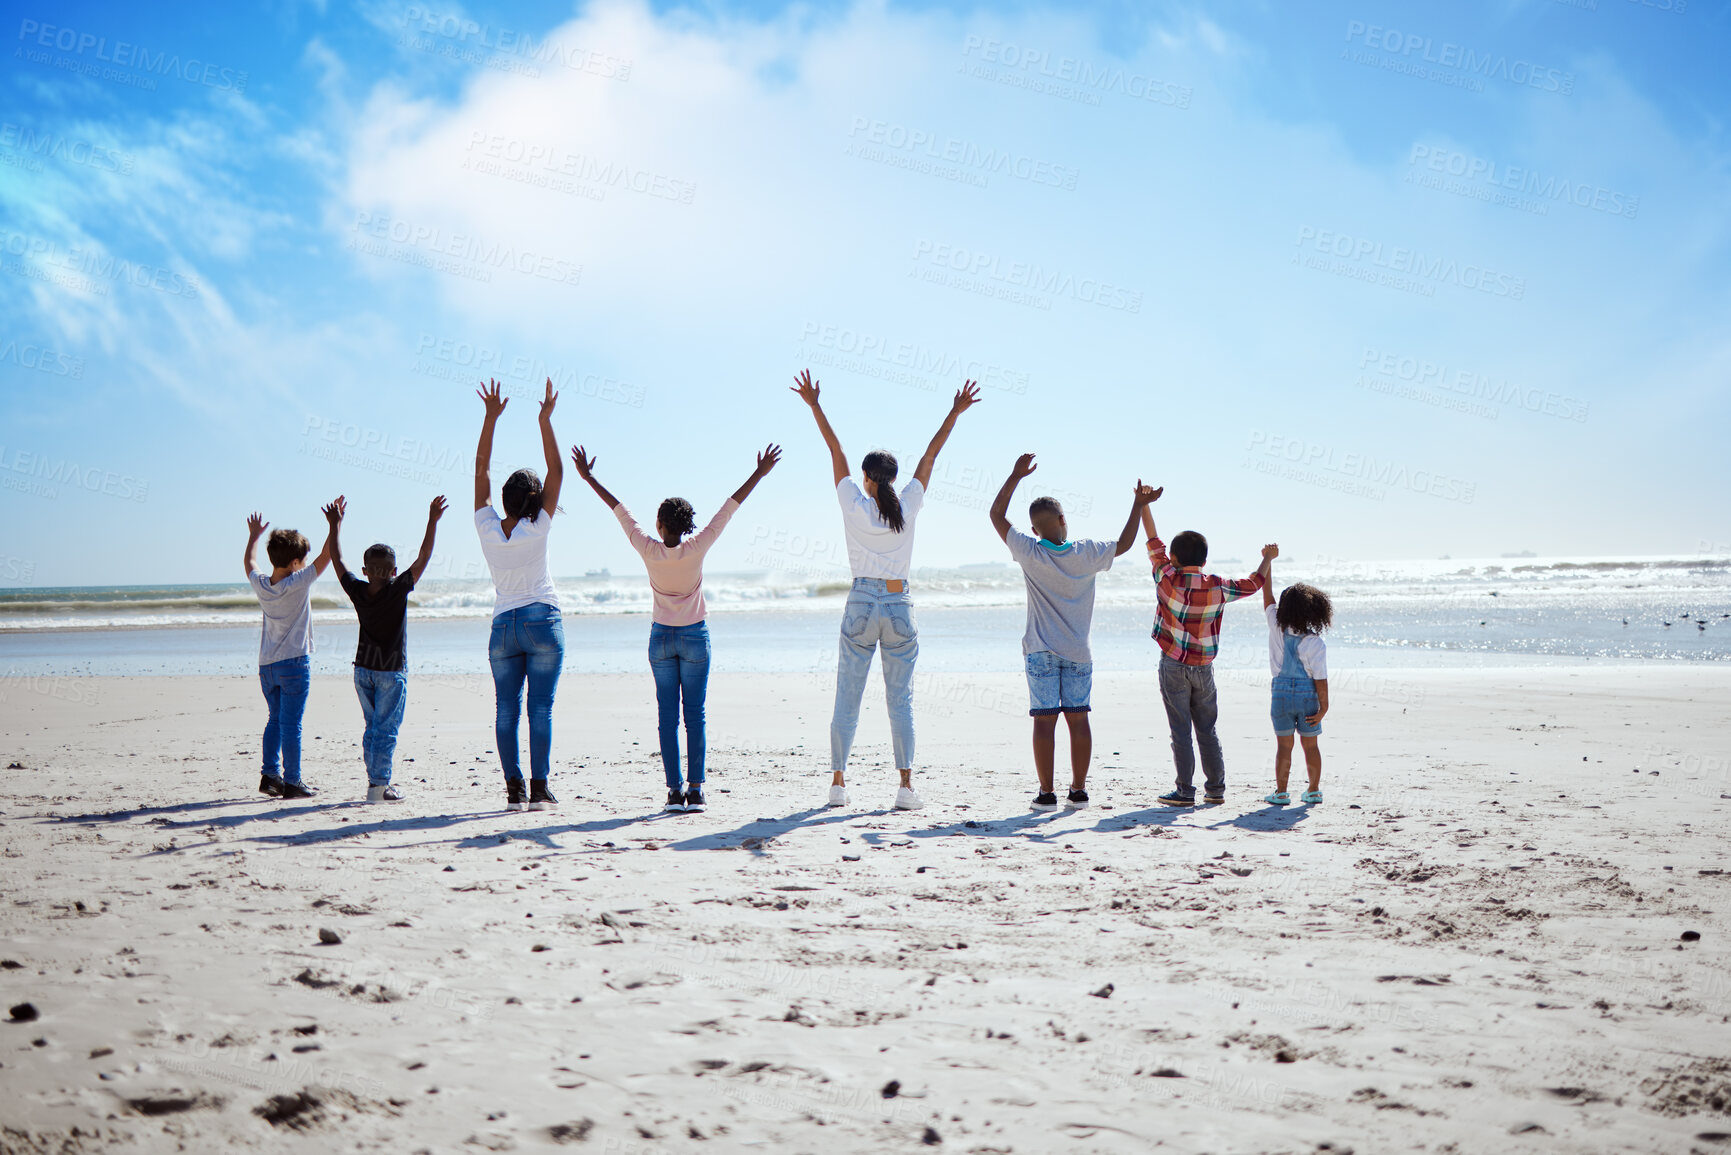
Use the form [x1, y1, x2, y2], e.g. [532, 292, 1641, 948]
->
[1146, 536, 1265, 665]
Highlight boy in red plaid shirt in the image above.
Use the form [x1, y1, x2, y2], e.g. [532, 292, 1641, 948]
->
[1139, 496, 1273, 805]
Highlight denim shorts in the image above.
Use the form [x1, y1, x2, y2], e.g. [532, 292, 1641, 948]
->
[1271, 680, 1321, 737]
[1026, 651, 1092, 715]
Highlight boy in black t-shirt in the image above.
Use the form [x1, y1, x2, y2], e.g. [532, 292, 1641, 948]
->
[329, 496, 447, 802]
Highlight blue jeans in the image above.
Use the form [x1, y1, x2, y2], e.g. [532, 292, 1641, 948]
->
[1159, 656, 1224, 798]
[649, 621, 710, 790]
[354, 667, 409, 786]
[488, 603, 564, 783]
[831, 579, 918, 772]
[259, 654, 311, 784]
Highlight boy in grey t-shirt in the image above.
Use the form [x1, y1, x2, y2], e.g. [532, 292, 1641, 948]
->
[990, 455, 1161, 811]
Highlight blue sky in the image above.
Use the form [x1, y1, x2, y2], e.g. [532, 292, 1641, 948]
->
[2, 0, 1728, 586]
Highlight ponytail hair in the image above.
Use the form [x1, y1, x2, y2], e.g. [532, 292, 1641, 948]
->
[501, 468, 545, 522]
[861, 451, 904, 533]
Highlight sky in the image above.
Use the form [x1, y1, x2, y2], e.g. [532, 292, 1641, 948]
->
[1, 0, 1728, 587]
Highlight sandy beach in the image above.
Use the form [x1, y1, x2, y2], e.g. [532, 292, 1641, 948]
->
[3, 665, 1730, 1153]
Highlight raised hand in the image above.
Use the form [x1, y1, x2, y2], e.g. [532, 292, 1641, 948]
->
[322, 496, 346, 525]
[429, 495, 448, 522]
[247, 512, 268, 538]
[1135, 480, 1163, 506]
[951, 380, 982, 414]
[570, 445, 597, 480]
[1011, 453, 1037, 478]
[477, 379, 508, 420]
[755, 444, 783, 475]
[539, 377, 558, 421]
[790, 369, 821, 407]
[1261, 543, 1280, 561]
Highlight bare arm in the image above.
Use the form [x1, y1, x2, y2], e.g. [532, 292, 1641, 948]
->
[989, 453, 1036, 543]
[244, 512, 267, 579]
[791, 369, 848, 485]
[730, 444, 781, 506]
[570, 446, 621, 509]
[913, 380, 981, 490]
[1117, 481, 1163, 556]
[313, 496, 345, 577]
[1307, 680, 1329, 725]
[475, 380, 507, 512]
[408, 496, 448, 585]
[536, 378, 563, 518]
[1141, 503, 1158, 543]
[1259, 544, 1279, 607]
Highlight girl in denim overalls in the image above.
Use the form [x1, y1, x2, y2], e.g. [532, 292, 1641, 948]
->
[1259, 547, 1333, 806]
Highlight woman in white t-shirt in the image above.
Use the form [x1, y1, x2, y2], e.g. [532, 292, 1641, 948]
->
[474, 378, 565, 813]
[791, 369, 980, 811]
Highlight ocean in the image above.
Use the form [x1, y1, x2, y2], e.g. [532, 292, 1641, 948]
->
[0, 555, 1727, 679]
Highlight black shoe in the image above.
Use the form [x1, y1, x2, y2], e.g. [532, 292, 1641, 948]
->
[684, 786, 706, 811]
[665, 788, 687, 812]
[1203, 793, 1225, 805]
[281, 781, 318, 799]
[1157, 791, 1194, 806]
[259, 774, 285, 797]
[1065, 789, 1090, 810]
[505, 780, 526, 812]
[528, 781, 557, 811]
[1031, 792, 1059, 812]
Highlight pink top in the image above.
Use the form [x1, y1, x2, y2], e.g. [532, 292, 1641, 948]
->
[614, 498, 739, 625]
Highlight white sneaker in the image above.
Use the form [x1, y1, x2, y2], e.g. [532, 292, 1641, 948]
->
[366, 783, 404, 803]
[826, 785, 849, 808]
[893, 785, 926, 810]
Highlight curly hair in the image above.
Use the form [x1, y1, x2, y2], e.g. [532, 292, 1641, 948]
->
[1276, 583, 1334, 636]
[657, 496, 696, 541]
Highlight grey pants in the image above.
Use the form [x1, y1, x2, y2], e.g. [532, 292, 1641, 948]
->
[1159, 656, 1225, 797]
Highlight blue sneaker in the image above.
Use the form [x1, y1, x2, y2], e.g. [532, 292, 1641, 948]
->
[1157, 791, 1194, 807]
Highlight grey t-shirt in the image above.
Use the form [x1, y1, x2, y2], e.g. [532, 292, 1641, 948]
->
[1004, 528, 1116, 662]
[250, 565, 320, 666]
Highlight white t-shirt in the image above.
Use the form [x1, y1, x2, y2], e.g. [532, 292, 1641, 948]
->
[838, 477, 924, 580]
[1266, 605, 1327, 679]
[475, 507, 559, 617]
[250, 565, 320, 666]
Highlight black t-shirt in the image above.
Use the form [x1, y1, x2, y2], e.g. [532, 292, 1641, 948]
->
[338, 570, 417, 672]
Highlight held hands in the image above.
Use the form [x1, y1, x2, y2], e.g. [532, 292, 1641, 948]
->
[322, 496, 346, 526]
[951, 380, 982, 414]
[247, 512, 268, 539]
[790, 369, 821, 407]
[1261, 543, 1280, 562]
[755, 444, 783, 476]
[569, 445, 597, 480]
[539, 377, 558, 422]
[1011, 453, 1037, 479]
[428, 495, 448, 523]
[477, 379, 508, 420]
[1134, 480, 1163, 507]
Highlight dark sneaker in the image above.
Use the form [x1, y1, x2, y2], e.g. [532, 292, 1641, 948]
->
[1031, 792, 1059, 812]
[665, 788, 687, 812]
[1065, 789, 1090, 810]
[259, 774, 285, 797]
[281, 781, 318, 799]
[528, 781, 558, 811]
[505, 780, 526, 812]
[684, 786, 706, 811]
[1157, 791, 1195, 807]
[1203, 793, 1225, 805]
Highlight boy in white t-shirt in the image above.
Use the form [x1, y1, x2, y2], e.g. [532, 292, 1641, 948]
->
[989, 454, 1160, 811]
[244, 497, 343, 799]
[1257, 545, 1333, 806]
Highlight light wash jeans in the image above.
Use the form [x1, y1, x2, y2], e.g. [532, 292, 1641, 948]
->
[259, 654, 311, 784]
[353, 667, 409, 786]
[830, 579, 918, 772]
[1159, 655, 1225, 798]
[649, 620, 710, 790]
[488, 602, 564, 783]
